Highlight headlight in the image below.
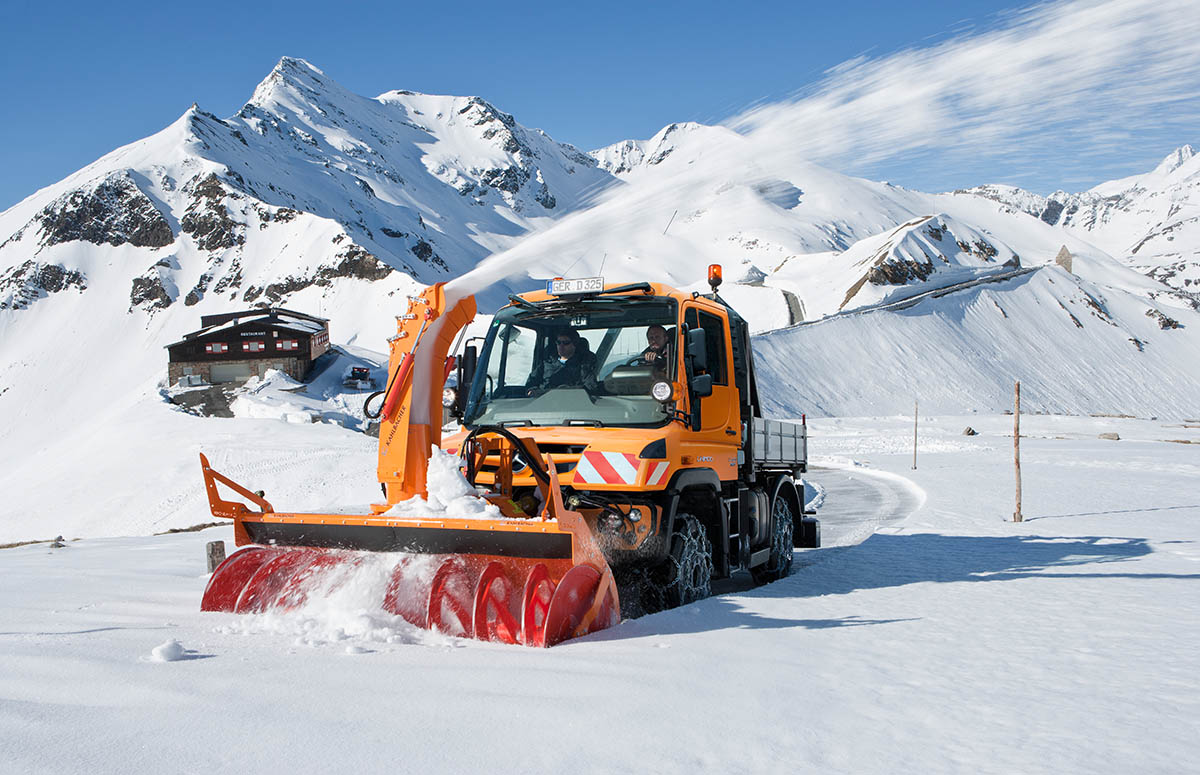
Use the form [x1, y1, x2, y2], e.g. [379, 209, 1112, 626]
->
[651, 381, 673, 402]
[442, 387, 457, 407]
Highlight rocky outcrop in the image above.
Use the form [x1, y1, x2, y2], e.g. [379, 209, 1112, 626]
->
[35, 172, 173, 249]
[0, 261, 88, 310]
[180, 173, 244, 252]
[129, 258, 178, 312]
[409, 239, 448, 270]
[1146, 308, 1182, 330]
[242, 244, 395, 304]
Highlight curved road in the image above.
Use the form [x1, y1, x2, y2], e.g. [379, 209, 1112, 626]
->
[805, 464, 923, 548]
[711, 464, 920, 594]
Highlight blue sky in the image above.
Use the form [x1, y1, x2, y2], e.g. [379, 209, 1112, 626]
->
[1, 0, 1196, 211]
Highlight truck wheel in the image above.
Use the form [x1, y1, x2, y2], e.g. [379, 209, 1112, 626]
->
[614, 562, 667, 618]
[663, 515, 713, 607]
[751, 495, 794, 584]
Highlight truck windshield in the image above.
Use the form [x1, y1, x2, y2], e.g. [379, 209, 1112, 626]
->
[464, 298, 678, 428]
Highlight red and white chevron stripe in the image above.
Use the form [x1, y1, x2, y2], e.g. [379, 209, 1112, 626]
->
[646, 461, 671, 486]
[573, 451, 641, 485]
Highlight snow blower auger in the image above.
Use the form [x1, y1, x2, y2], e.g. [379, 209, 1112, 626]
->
[199, 282, 620, 647]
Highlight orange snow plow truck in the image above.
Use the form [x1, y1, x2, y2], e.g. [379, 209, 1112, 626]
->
[199, 266, 818, 646]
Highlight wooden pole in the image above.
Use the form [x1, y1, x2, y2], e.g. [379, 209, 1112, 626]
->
[1013, 381, 1023, 522]
[912, 399, 918, 470]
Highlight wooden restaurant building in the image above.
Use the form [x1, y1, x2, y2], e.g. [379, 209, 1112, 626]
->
[166, 308, 330, 385]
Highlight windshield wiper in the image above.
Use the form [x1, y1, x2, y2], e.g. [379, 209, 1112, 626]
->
[565, 419, 604, 427]
[599, 282, 653, 296]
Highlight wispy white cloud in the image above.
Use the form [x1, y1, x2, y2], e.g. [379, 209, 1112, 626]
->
[729, 0, 1200, 192]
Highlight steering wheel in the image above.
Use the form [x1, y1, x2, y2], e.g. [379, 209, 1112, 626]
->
[624, 354, 654, 367]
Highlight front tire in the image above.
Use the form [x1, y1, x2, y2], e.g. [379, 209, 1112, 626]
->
[751, 495, 795, 584]
[663, 515, 713, 607]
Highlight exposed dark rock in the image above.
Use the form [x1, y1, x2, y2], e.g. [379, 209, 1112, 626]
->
[129, 271, 172, 312]
[1057, 300, 1083, 328]
[867, 256, 934, 285]
[0, 260, 88, 310]
[479, 166, 528, 194]
[325, 245, 393, 282]
[963, 427, 978, 436]
[534, 182, 556, 210]
[1040, 199, 1065, 225]
[410, 239, 447, 270]
[0, 225, 28, 250]
[251, 245, 396, 304]
[1146, 308, 1182, 329]
[261, 276, 312, 303]
[180, 173, 245, 252]
[36, 172, 173, 249]
[380, 227, 407, 238]
[1081, 291, 1115, 325]
[213, 257, 243, 295]
[956, 238, 998, 261]
[185, 272, 214, 306]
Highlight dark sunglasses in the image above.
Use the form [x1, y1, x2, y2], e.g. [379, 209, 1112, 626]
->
[556, 338, 574, 345]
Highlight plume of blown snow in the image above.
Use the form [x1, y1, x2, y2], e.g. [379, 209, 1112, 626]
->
[729, 0, 1200, 192]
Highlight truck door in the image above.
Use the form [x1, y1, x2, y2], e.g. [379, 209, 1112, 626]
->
[684, 306, 735, 434]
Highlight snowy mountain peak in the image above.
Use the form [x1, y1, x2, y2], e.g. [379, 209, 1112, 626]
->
[248, 56, 331, 105]
[1152, 144, 1195, 177]
[590, 121, 721, 175]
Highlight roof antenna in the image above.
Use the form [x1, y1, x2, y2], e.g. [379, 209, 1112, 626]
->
[597, 252, 608, 274]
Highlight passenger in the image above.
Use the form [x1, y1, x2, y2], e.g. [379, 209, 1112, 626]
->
[530, 328, 598, 393]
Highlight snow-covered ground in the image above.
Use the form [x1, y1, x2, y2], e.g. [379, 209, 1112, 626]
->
[3, 413, 1196, 773]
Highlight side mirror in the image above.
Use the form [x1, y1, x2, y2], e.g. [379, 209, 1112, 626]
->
[686, 328, 707, 373]
[690, 373, 713, 399]
[455, 345, 478, 416]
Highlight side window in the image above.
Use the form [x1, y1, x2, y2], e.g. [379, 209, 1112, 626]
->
[698, 311, 728, 385]
[684, 308, 728, 385]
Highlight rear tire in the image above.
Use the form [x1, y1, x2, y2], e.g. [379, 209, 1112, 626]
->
[751, 495, 794, 585]
[662, 515, 713, 608]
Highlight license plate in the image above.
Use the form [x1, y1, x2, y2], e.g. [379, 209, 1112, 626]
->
[547, 276, 604, 296]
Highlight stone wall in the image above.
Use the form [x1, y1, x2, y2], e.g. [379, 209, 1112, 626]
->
[169, 356, 307, 386]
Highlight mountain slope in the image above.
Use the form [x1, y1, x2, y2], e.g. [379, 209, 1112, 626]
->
[755, 265, 1199, 419]
[953, 146, 1200, 298]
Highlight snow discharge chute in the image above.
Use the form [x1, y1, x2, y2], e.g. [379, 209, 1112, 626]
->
[198, 282, 619, 647]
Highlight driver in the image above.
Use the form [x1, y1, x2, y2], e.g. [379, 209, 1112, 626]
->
[530, 328, 598, 393]
[640, 324, 674, 375]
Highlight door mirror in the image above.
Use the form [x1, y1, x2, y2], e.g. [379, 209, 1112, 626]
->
[690, 373, 713, 399]
[455, 344, 478, 415]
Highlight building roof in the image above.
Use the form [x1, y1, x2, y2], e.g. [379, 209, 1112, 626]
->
[165, 308, 328, 349]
